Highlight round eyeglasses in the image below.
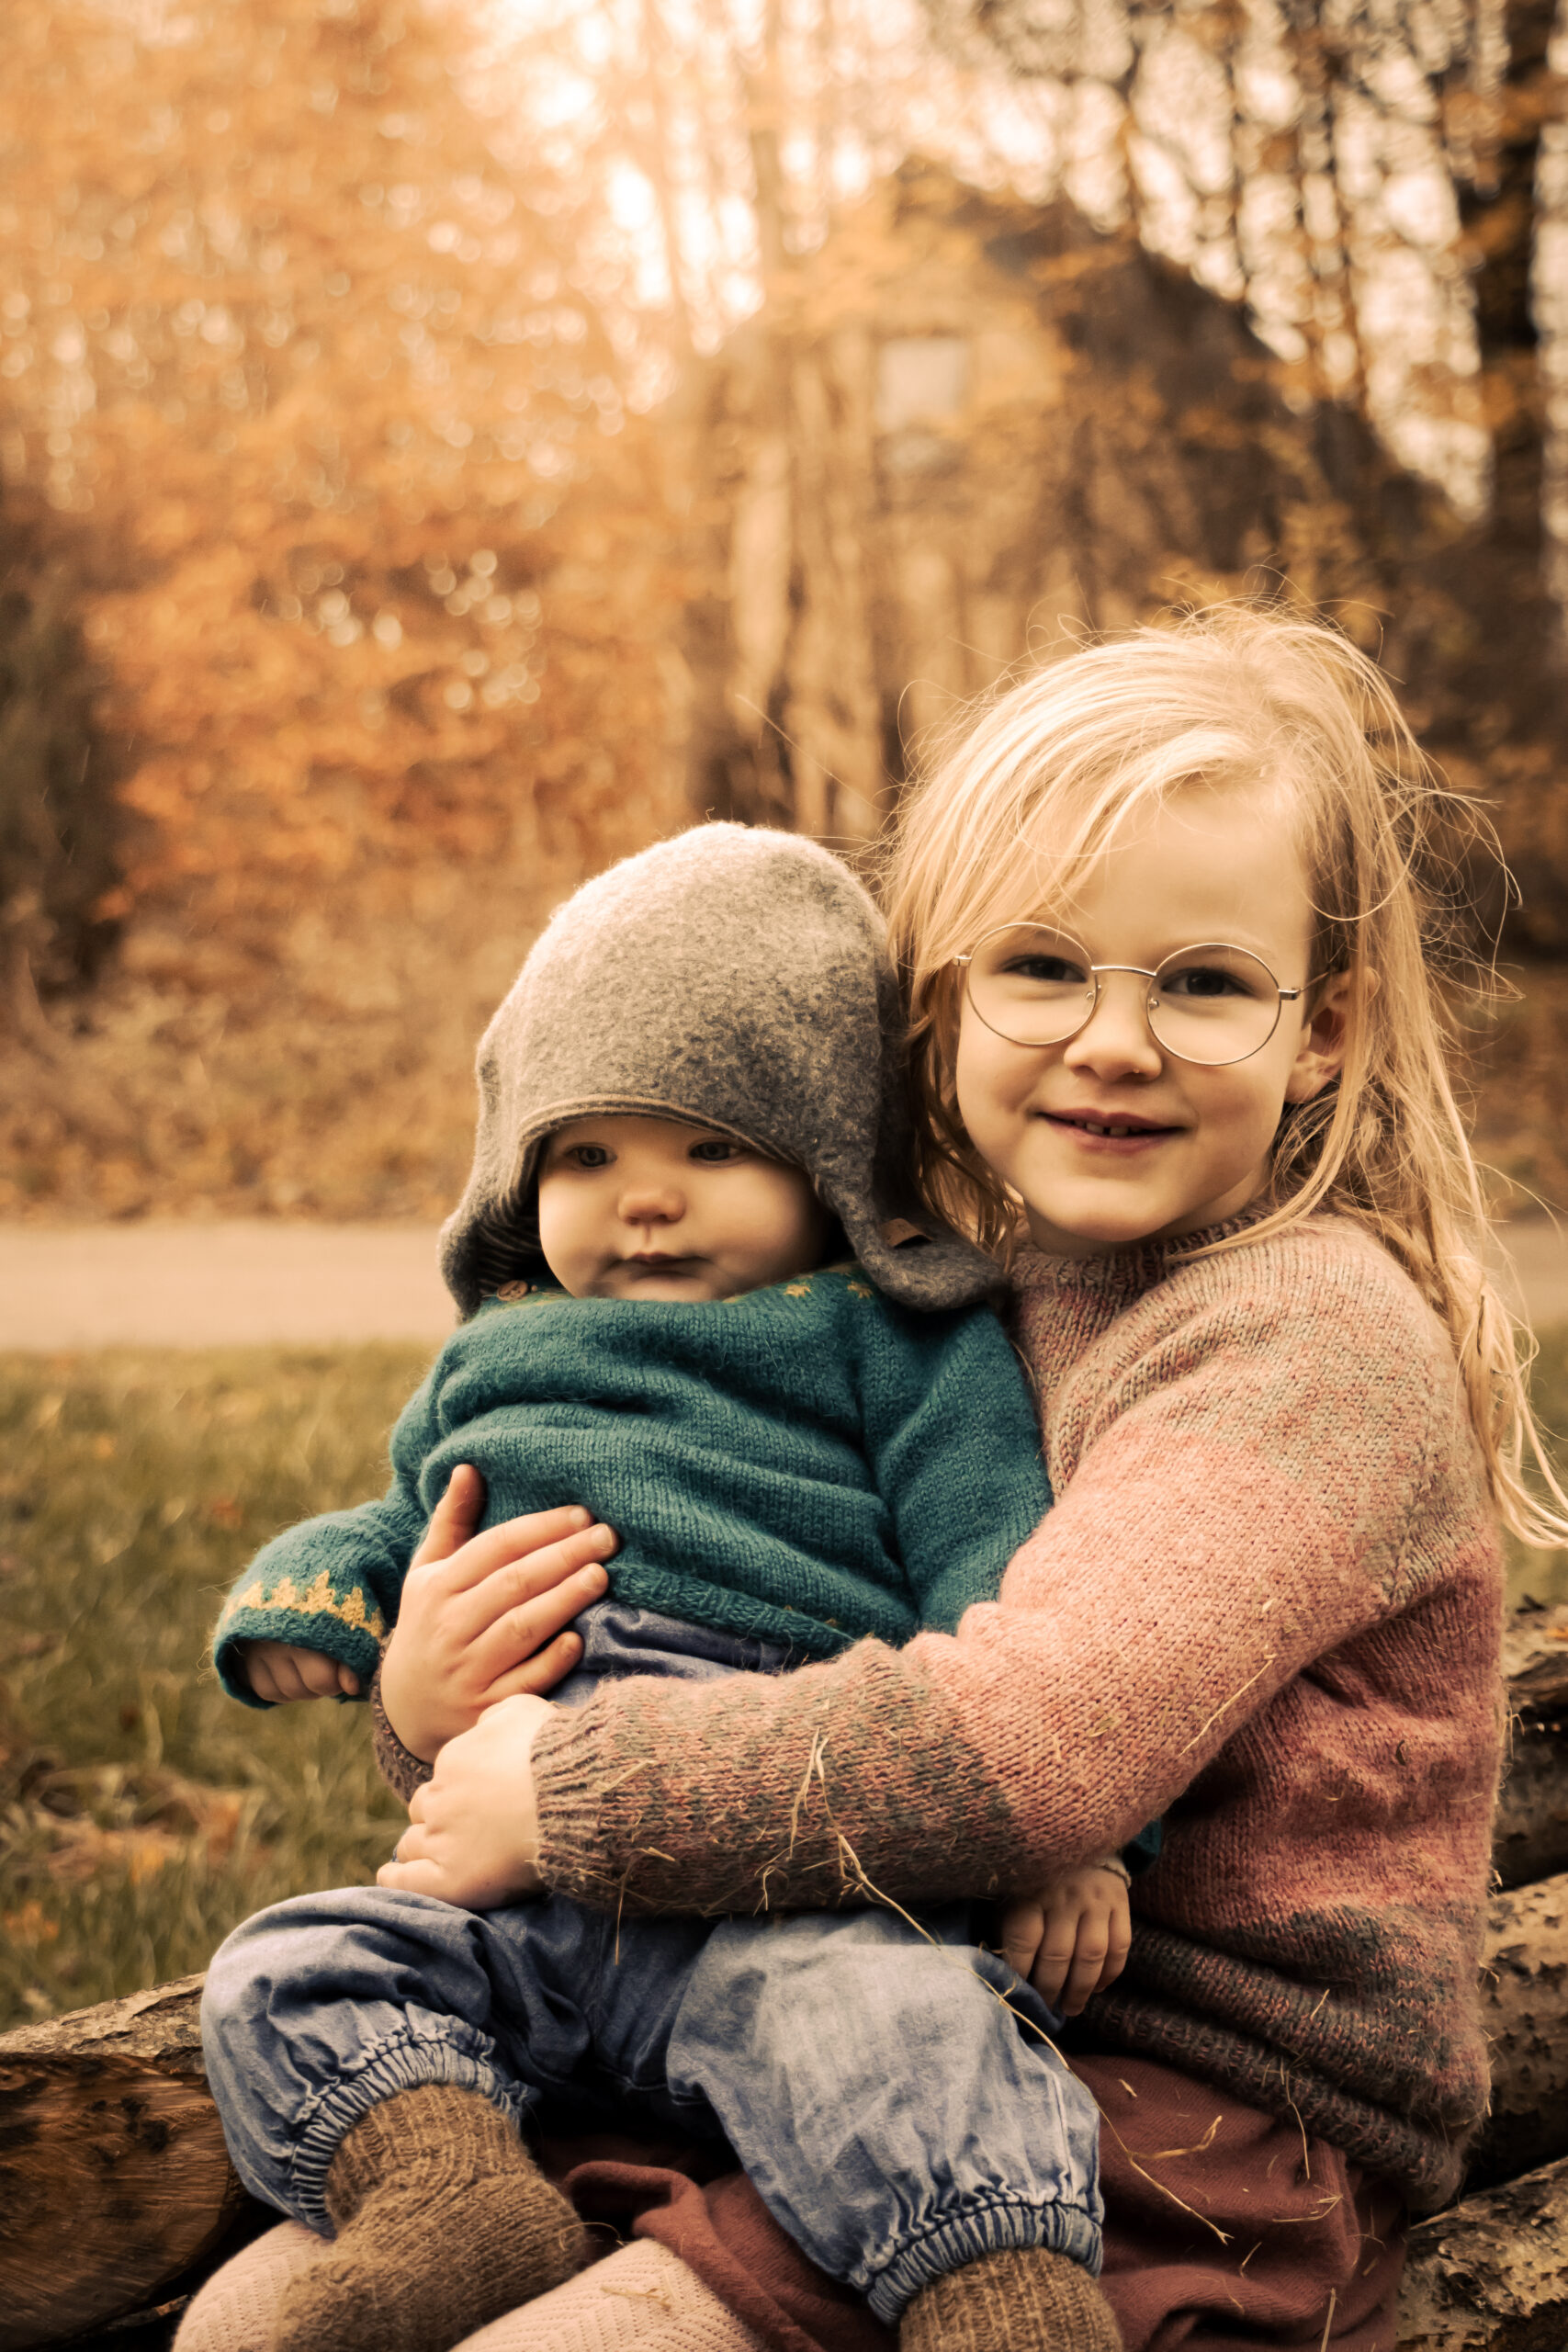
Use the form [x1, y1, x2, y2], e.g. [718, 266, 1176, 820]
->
[954, 924, 1305, 1068]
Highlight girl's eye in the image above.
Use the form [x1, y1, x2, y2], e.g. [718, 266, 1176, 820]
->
[690, 1139, 744, 1165]
[568, 1145, 612, 1168]
[1001, 956, 1087, 987]
[1162, 966, 1253, 1001]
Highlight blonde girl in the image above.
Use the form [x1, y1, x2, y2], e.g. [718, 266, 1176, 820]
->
[185, 605, 1543, 2352]
[859, 602, 1554, 2344]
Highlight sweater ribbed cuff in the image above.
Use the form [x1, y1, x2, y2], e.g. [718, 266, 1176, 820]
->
[529, 1698, 638, 1910]
[369, 1661, 434, 1804]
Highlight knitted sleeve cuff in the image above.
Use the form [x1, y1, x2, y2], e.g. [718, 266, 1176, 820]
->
[528, 1695, 641, 1910]
[212, 1580, 389, 1708]
[526, 1637, 1006, 1917]
[369, 1661, 434, 1804]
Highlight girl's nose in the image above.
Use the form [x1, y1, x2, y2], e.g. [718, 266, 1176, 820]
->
[1061, 973, 1164, 1081]
[616, 1180, 685, 1226]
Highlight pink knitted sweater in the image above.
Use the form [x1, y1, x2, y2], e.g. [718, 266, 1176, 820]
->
[456, 1214, 1506, 2209]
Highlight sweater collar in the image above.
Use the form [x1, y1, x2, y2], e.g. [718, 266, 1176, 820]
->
[1007, 1201, 1279, 1302]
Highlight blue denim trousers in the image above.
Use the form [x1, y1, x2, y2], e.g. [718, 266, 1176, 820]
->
[201, 1606, 1103, 2324]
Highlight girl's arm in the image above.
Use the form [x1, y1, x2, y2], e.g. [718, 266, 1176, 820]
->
[523, 1236, 1492, 1915]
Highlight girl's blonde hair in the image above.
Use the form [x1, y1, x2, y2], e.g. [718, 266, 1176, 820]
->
[882, 601, 1568, 1547]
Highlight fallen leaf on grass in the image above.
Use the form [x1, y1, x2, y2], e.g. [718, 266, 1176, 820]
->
[3, 1899, 60, 1945]
[7, 1758, 260, 1888]
[45, 1818, 187, 1885]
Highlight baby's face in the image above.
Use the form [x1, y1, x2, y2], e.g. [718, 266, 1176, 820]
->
[536, 1114, 833, 1301]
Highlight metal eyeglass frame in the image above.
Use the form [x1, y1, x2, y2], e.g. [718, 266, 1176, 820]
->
[953, 927, 1306, 1069]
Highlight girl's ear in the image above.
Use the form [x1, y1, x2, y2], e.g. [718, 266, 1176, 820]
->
[1284, 969, 1365, 1103]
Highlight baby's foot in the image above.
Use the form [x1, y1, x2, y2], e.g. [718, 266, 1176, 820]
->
[899, 2246, 1122, 2352]
[269, 2085, 587, 2352]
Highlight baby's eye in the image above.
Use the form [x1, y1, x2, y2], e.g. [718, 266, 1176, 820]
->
[689, 1138, 746, 1164]
[565, 1144, 612, 1169]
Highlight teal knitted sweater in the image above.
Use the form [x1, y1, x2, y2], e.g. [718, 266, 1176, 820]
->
[213, 1266, 1052, 1704]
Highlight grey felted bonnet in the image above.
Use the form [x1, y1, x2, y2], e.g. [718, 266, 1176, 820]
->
[440, 823, 996, 1317]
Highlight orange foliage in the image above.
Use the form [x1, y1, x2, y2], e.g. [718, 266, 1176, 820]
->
[0, 0, 691, 895]
[0, 0, 696, 1217]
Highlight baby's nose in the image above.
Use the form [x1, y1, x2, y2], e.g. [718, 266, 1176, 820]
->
[616, 1181, 685, 1225]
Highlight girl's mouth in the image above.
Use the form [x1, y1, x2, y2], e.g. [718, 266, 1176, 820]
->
[1041, 1111, 1179, 1142]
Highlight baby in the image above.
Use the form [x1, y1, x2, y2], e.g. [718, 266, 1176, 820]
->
[204, 825, 1148, 2352]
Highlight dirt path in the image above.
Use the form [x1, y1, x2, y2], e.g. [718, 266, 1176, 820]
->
[2, 1216, 1566, 1349]
[0, 1223, 455, 1349]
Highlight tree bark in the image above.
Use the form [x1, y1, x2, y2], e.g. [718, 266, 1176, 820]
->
[0, 1975, 243, 2352]
[1495, 1611, 1568, 1891]
[1495, 1713, 1568, 1891]
[1471, 1872, 1568, 2188]
[1399, 2151, 1568, 2350]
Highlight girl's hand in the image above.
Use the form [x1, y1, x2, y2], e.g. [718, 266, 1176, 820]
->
[998, 1864, 1134, 2017]
[377, 1692, 553, 1909]
[378, 1465, 616, 1762]
[240, 1640, 359, 1704]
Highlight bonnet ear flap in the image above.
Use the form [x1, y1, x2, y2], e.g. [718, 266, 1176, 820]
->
[441, 1128, 556, 1318]
[829, 1204, 998, 1309]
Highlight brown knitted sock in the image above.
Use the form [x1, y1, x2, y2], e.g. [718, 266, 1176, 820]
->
[269, 2084, 589, 2352]
[898, 2247, 1122, 2352]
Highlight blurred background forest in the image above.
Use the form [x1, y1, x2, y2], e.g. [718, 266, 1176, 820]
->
[5, 0, 1568, 1223]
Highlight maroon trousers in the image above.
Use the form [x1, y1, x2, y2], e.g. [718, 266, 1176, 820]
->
[555, 2054, 1406, 2352]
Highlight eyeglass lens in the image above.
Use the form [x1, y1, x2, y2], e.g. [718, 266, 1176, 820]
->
[965, 926, 1285, 1067]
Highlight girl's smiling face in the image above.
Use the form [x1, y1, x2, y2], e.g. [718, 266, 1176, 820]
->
[953, 785, 1352, 1256]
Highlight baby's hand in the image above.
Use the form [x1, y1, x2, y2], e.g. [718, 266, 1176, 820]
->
[239, 1640, 360, 1705]
[998, 1862, 1133, 2018]
[377, 1692, 553, 1910]
[379, 1465, 615, 1763]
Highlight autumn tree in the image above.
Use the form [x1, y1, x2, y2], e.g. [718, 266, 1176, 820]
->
[0, 495, 122, 1038]
[0, 0, 693, 1216]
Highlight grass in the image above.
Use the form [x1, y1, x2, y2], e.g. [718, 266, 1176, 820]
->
[1, 1327, 1565, 2036]
[0, 1344, 428, 2030]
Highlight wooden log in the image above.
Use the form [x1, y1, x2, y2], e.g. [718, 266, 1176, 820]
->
[1470, 1872, 1568, 2188]
[1506, 1652, 1568, 1715]
[1399, 2151, 1568, 2350]
[1500, 1606, 1568, 1706]
[0, 1975, 244, 2352]
[1495, 1608, 1568, 1891]
[1494, 1713, 1568, 1892]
